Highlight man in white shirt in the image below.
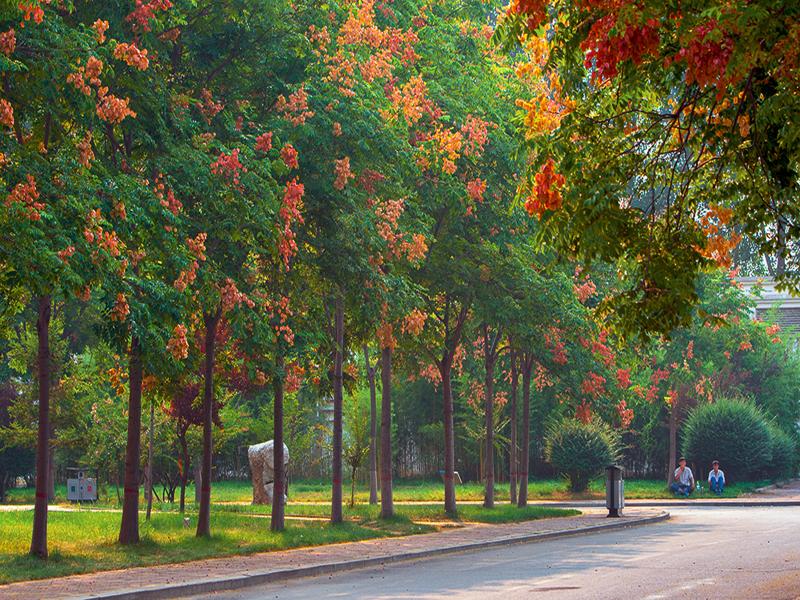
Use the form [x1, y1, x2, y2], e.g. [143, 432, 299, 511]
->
[708, 460, 725, 495]
[670, 457, 694, 497]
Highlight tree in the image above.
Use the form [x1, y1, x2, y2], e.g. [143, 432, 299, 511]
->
[496, 0, 800, 339]
[622, 271, 800, 481]
[0, 3, 128, 557]
[140, 0, 302, 537]
[343, 393, 370, 508]
[286, 0, 424, 523]
[362, 345, 380, 505]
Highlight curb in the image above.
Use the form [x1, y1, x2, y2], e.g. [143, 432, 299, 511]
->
[533, 500, 800, 508]
[84, 512, 670, 600]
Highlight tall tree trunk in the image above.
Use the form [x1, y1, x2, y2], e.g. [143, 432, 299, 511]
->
[30, 295, 51, 558]
[363, 345, 378, 505]
[145, 395, 155, 520]
[666, 397, 678, 486]
[379, 345, 393, 519]
[509, 349, 518, 505]
[271, 351, 286, 532]
[194, 459, 202, 504]
[178, 432, 188, 513]
[196, 309, 220, 538]
[47, 443, 55, 503]
[483, 347, 495, 508]
[441, 357, 456, 514]
[330, 297, 345, 524]
[518, 352, 533, 507]
[119, 336, 143, 544]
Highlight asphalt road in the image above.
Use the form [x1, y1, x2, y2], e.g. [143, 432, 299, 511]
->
[198, 507, 800, 600]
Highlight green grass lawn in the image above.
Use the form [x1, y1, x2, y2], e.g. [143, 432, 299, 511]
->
[3, 476, 770, 507]
[221, 501, 579, 524]
[586, 478, 771, 500]
[0, 502, 575, 585]
[201, 477, 773, 503]
[0, 509, 433, 585]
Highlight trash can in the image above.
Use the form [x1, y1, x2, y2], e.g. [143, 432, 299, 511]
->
[605, 465, 624, 517]
[66, 467, 98, 502]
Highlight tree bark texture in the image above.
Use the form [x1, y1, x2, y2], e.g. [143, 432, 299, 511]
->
[330, 297, 345, 524]
[518, 352, 533, 507]
[196, 309, 220, 538]
[363, 345, 378, 505]
[30, 295, 51, 558]
[380, 345, 394, 518]
[441, 358, 456, 514]
[482, 324, 501, 509]
[119, 335, 143, 544]
[509, 349, 518, 505]
[146, 396, 155, 520]
[271, 352, 286, 531]
[666, 396, 678, 486]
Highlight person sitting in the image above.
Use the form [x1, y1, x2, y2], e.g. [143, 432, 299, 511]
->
[670, 457, 694, 497]
[708, 460, 725, 495]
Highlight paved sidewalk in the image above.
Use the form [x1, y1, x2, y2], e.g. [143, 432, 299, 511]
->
[0, 509, 667, 600]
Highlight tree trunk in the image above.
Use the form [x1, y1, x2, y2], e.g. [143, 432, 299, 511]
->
[483, 344, 495, 509]
[363, 345, 378, 505]
[271, 352, 286, 532]
[350, 465, 357, 507]
[31, 296, 52, 558]
[666, 397, 678, 486]
[119, 336, 143, 544]
[509, 349, 518, 506]
[518, 353, 533, 507]
[196, 309, 220, 538]
[379, 345, 393, 519]
[441, 357, 456, 514]
[47, 443, 55, 503]
[194, 460, 202, 504]
[145, 395, 155, 520]
[330, 297, 345, 524]
[179, 433, 188, 513]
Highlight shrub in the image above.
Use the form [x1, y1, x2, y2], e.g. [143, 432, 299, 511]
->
[766, 423, 798, 480]
[682, 398, 772, 481]
[544, 418, 621, 492]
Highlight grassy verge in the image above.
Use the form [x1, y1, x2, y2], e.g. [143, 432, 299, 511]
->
[218, 502, 579, 524]
[586, 478, 771, 500]
[3, 477, 772, 507]
[0, 509, 433, 585]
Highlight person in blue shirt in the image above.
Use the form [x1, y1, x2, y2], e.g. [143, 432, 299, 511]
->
[708, 460, 725, 495]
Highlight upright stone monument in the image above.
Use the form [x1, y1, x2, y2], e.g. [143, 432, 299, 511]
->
[248, 440, 289, 505]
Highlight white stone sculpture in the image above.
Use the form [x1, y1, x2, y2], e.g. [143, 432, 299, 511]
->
[248, 440, 289, 505]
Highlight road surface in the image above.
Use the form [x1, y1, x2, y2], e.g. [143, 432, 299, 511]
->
[198, 507, 800, 600]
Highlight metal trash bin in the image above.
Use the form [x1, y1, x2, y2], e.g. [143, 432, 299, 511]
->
[605, 465, 624, 517]
[66, 467, 98, 502]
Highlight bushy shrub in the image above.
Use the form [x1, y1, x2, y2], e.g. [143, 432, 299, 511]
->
[682, 398, 772, 481]
[766, 423, 798, 480]
[544, 419, 621, 492]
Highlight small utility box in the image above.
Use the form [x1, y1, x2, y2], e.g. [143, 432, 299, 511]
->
[605, 465, 624, 517]
[66, 468, 97, 502]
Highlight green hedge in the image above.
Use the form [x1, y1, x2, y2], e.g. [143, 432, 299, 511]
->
[682, 398, 776, 481]
[766, 423, 798, 479]
[544, 418, 621, 492]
